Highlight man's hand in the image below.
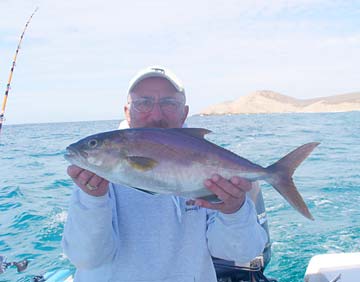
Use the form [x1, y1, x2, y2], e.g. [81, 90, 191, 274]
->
[190, 174, 253, 214]
[67, 165, 109, 197]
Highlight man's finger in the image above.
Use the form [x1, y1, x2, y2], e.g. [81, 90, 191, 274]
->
[77, 170, 96, 186]
[204, 179, 232, 202]
[87, 174, 104, 188]
[98, 179, 110, 191]
[209, 174, 243, 198]
[67, 165, 84, 178]
[230, 176, 252, 192]
[85, 176, 109, 191]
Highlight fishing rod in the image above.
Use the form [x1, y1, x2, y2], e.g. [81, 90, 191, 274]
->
[0, 7, 38, 134]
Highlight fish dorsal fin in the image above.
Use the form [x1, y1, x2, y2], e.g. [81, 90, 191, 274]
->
[126, 156, 158, 171]
[170, 128, 212, 139]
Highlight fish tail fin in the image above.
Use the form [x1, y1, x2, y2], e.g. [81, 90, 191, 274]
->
[266, 142, 320, 220]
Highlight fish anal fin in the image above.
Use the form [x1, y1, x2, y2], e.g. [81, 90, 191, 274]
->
[197, 194, 222, 203]
[127, 156, 157, 171]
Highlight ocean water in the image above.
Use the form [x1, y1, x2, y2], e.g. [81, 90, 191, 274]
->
[0, 112, 359, 282]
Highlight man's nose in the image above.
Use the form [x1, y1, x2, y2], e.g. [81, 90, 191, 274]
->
[149, 102, 163, 120]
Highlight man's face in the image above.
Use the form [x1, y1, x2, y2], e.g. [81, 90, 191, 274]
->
[124, 77, 189, 128]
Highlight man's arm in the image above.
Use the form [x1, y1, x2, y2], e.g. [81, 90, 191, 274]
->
[61, 166, 117, 269]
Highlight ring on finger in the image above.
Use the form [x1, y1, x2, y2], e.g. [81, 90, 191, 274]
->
[86, 183, 98, 191]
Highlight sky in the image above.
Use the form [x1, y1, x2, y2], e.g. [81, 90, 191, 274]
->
[0, 0, 359, 124]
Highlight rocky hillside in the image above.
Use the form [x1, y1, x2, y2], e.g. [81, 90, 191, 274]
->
[200, 90, 360, 115]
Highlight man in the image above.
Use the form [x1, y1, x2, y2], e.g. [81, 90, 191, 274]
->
[62, 66, 267, 282]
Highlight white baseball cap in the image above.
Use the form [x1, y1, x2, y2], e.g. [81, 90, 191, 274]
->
[127, 66, 185, 94]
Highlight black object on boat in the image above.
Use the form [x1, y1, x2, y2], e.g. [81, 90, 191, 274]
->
[0, 255, 29, 274]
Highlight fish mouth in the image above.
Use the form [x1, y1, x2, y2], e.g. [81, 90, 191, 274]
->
[64, 146, 88, 162]
[64, 147, 77, 161]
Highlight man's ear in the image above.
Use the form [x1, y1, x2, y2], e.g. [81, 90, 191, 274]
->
[181, 105, 189, 125]
[124, 104, 131, 126]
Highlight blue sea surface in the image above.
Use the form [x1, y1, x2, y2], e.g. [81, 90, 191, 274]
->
[0, 112, 359, 282]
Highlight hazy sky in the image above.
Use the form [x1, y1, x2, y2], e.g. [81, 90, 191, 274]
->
[0, 0, 359, 124]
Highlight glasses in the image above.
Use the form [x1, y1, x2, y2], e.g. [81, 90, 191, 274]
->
[130, 97, 185, 113]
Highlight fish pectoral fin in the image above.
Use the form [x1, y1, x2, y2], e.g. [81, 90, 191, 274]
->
[197, 194, 222, 203]
[126, 156, 158, 171]
[132, 187, 157, 195]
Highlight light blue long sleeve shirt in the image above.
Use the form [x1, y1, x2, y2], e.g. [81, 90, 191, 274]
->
[62, 183, 267, 282]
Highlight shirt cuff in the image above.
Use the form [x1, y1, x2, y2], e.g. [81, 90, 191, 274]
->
[77, 188, 110, 209]
[218, 195, 253, 223]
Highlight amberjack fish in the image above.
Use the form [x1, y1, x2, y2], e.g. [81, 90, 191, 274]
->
[64, 128, 319, 220]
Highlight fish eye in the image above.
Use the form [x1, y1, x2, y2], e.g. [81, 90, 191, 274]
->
[88, 139, 98, 148]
